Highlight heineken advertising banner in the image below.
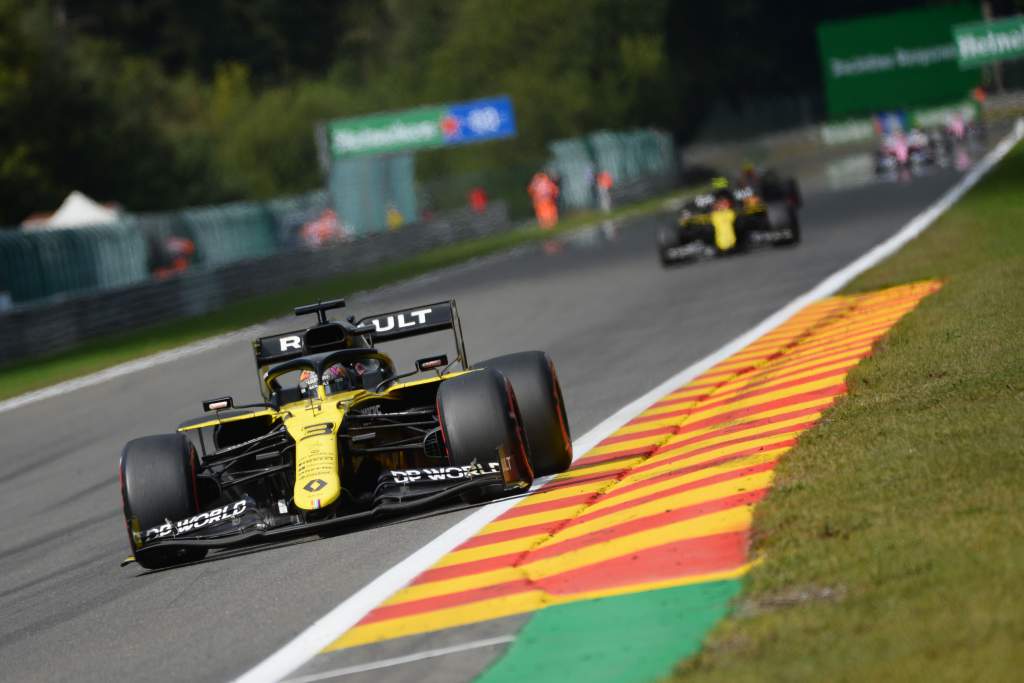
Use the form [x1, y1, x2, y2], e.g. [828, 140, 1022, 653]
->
[818, 4, 981, 118]
[326, 95, 516, 158]
[954, 16, 1024, 69]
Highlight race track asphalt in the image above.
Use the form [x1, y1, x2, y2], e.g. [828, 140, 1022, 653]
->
[0, 169, 970, 682]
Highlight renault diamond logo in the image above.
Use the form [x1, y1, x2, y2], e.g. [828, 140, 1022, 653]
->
[303, 479, 327, 492]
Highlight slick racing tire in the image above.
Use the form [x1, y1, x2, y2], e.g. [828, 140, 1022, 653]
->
[786, 178, 802, 209]
[657, 226, 679, 266]
[779, 205, 801, 245]
[767, 201, 801, 246]
[120, 433, 208, 570]
[437, 368, 533, 504]
[477, 351, 572, 477]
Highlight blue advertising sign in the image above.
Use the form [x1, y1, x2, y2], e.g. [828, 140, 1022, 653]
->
[324, 95, 517, 159]
[439, 95, 517, 146]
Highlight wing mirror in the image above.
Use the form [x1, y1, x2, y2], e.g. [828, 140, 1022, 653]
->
[416, 354, 448, 372]
[202, 396, 234, 412]
[375, 354, 451, 392]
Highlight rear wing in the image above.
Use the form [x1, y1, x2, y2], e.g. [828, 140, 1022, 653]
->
[357, 300, 468, 368]
[254, 322, 346, 366]
[252, 300, 469, 370]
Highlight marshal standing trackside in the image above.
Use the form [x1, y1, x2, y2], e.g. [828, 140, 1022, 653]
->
[118, 298, 572, 570]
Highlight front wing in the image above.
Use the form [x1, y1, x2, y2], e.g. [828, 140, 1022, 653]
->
[134, 470, 513, 554]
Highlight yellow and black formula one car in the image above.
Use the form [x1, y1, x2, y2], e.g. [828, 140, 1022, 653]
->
[657, 173, 801, 266]
[119, 298, 571, 570]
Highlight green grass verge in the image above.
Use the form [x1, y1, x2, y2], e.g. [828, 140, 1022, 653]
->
[671, 144, 1024, 680]
[0, 191, 687, 402]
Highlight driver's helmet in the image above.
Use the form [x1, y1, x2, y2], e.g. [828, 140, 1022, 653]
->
[711, 176, 730, 190]
[298, 364, 348, 394]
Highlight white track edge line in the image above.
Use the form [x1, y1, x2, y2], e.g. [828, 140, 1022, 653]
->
[281, 635, 516, 683]
[233, 118, 1023, 683]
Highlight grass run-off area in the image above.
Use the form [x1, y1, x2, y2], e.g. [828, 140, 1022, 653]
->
[0, 191, 687, 402]
[672, 143, 1024, 680]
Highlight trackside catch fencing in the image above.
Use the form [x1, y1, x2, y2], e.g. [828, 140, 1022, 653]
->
[0, 203, 510, 365]
[547, 128, 677, 211]
[0, 223, 149, 305]
[0, 123, 684, 365]
[1, 191, 335, 307]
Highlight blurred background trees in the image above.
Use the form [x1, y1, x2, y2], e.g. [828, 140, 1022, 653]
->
[1, 0, 1020, 223]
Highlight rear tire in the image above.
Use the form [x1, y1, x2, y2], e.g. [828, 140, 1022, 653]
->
[120, 433, 208, 570]
[657, 226, 679, 266]
[477, 351, 572, 477]
[767, 201, 801, 246]
[786, 207, 801, 244]
[437, 369, 532, 503]
[786, 178, 802, 209]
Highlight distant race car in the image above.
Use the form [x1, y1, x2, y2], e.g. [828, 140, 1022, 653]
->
[875, 120, 986, 177]
[874, 129, 940, 176]
[657, 171, 801, 265]
[120, 298, 572, 570]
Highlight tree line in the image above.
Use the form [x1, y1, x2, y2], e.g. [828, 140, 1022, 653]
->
[1, 0, 999, 225]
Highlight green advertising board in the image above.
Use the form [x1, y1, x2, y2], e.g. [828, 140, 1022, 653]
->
[326, 106, 446, 158]
[954, 15, 1024, 68]
[818, 3, 982, 118]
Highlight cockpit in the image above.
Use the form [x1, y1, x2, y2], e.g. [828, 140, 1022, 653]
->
[263, 349, 397, 405]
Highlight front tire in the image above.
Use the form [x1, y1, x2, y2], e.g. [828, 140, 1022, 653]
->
[477, 351, 572, 477]
[437, 368, 533, 503]
[120, 433, 208, 570]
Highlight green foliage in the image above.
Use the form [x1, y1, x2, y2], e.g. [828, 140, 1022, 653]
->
[0, 0, 948, 224]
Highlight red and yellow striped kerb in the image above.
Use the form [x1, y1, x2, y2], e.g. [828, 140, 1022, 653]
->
[326, 280, 941, 651]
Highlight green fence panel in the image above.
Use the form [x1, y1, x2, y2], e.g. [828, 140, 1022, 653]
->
[0, 223, 149, 304]
[588, 130, 631, 185]
[328, 153, 417, 235]
[35, 230, 82, 296]
[0, 232, 42, 302]
[92, 225, 148, 289]
[388, 153, 418, 228]
[181, 202, 279, 267]
[634, 129, 674, 176]
[548, 128, 676, 211]
[329, 156, 373, 235]
[548, 137, 597, 210]
[265, 190, 330, 247]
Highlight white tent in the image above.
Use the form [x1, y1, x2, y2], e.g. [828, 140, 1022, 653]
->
[23, 191, 120, 229]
